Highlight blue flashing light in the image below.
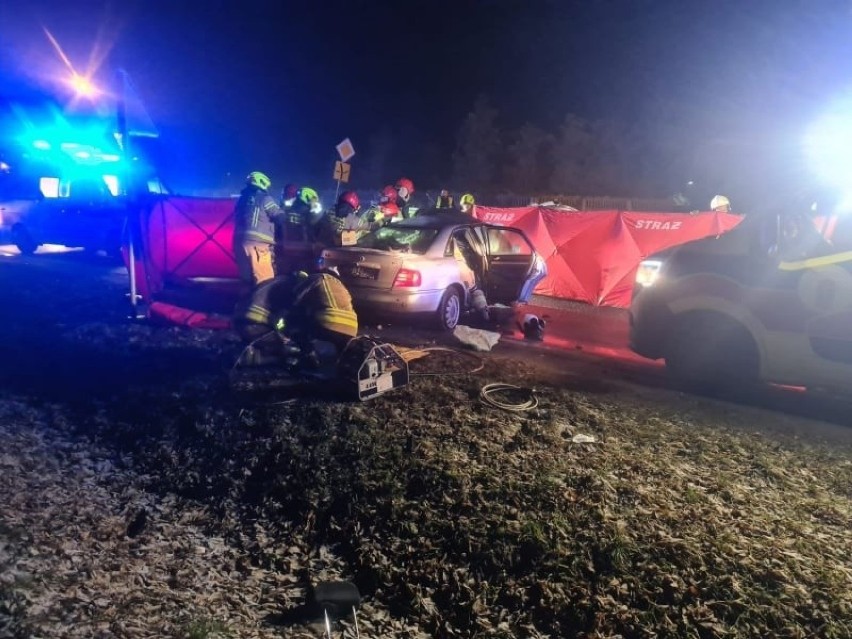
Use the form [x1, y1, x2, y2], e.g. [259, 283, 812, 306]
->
[103, 175, 120, 196]
[101, 153, 120, 162]
[33, 140, 51, 150]
[40, 177, 60, 198]
[74, 151, 91, 160]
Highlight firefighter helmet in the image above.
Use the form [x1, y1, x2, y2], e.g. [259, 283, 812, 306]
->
[380, 201, 400, 219]
[460, 193, 475, 207]
[380, 185, 397, 203]
[339, 191, 360, 211]
[247, 171, 272, 191]
[283, 183, 298, 200]
[710, 195, 731, 211]
[395, 177, 415, 200]
[297, 187, 319, 205]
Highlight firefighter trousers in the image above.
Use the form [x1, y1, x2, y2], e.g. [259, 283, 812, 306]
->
[235, 241, 275, 286]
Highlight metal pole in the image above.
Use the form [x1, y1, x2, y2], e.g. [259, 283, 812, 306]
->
[334, 177, 342, 204]
[116, 68, 140, 317]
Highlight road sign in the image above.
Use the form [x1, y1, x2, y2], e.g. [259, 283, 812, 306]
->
[336, 138, 355, 162]
[334, 161, 351, 183]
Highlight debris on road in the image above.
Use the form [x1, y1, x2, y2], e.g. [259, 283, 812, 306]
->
[452, 324, 502, 352]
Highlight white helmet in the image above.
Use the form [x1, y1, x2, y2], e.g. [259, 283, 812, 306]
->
[710, 195, 731, 211]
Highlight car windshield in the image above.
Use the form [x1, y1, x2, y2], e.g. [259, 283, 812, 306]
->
[356, 226, 439, 254]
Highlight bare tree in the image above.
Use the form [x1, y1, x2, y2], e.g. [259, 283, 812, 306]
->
[503, 122, 554, 193]
[452, 96, 503, 190]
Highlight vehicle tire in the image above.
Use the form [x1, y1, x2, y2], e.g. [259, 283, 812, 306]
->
[665, 313, 759, 392]
[12, 224, 38, 255]
[435, 287, 462, 331]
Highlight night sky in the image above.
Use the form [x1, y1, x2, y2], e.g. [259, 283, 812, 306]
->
[2, 0, 852, 197]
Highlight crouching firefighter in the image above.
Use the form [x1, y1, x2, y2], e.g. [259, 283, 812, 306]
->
[233, 267, 359, 368]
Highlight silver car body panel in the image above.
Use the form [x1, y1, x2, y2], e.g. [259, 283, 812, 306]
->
[321, 216, 536, 315]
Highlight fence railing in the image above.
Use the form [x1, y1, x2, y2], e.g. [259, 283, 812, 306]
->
[484, 193, 675, 211]
[183, 187, 676, 213]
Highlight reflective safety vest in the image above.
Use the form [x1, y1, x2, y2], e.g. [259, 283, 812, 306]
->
[436, 194, 454, 208]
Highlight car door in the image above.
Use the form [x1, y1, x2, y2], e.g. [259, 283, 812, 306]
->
[769, 213, 852, 388]
[479, 225, 535, 304]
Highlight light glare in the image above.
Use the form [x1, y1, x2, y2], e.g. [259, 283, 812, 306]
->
[69, 73, 98, 98]
[804, 113, 852, 189]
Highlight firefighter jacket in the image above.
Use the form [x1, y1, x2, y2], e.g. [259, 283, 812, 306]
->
[289, 271, 359, 339]
[238, 274, 301, 326]
[436, 194, 454, 208]
[233, 186, 284, 245]
[284, 200, 324, 242]
[397, 196, 413, 219]
[315, 213, 348, 247]
[315, 202, 357, 246]
[237, 271, 358, 339]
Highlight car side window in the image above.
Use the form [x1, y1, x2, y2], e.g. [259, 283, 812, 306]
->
[444, 235, 455, 257]
[487, 228, 532, 255]
[777, 212, 836, 262]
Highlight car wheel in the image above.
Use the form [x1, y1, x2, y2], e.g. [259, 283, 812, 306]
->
[665, 314, 759, 392]
[435, 287, 462, 331]
[12, 224, 38, 255]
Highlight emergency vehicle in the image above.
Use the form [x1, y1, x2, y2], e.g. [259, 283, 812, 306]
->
[0, 91, 161, 255]
[630, 205, 852, 394]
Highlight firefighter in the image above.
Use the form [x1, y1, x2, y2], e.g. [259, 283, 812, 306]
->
[233, 171, 286, 286]
[395, 177, 415, 219]
[316, 191, 362, 247]
[234, 267, 358, 366]
[275, 183, 299, 245]
[436, 189, 454, 208]
[710, 195, 731, 213]
[379, 185, 401, 221]
[459, 193, 476, 216]
[359, 186, 401, 231]
[284, 187, 322, 241]
[281, 183, 298, 208]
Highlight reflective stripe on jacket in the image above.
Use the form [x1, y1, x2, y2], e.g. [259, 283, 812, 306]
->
[292, 272, 358, 337]
[234, 186, 283, 244]
[236, 272, 357, 338]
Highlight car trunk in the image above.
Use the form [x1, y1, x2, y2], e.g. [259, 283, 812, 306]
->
[322, 247, 404, 290]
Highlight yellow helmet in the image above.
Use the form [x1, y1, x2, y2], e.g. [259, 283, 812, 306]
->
[710, 195, 730, 211]
[460, 193, 475, 207]
[247, 171, 272, 191]
[297, 187, 319, 205]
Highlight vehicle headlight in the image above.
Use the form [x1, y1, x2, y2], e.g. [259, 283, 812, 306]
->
[636, 260, 664, 287]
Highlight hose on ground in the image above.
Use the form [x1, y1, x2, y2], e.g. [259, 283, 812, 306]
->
[480, 383, 539, 412]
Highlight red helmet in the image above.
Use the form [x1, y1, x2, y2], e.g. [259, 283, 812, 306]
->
[283, 183, 298, 200]
[395, 177, 415, 196]
[339, 190, 360, 211]
[380, 185, 397, 203]
[380, 201, 401, 219]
